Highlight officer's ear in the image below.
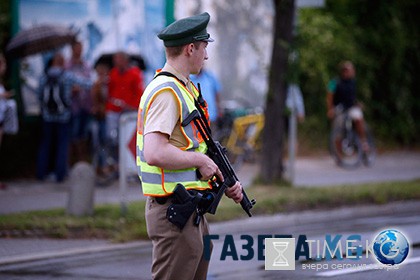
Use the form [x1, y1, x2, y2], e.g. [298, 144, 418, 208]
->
[185, 43, 195, 56]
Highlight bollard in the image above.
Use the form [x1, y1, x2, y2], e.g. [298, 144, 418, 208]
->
[67, 162, 95, 216]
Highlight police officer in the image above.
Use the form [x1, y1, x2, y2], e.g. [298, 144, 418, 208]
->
[136, 12, 243, 279]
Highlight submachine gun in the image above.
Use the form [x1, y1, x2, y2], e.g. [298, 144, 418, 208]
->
[179, 84, 256, 218]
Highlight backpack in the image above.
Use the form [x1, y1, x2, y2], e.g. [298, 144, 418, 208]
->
[42, 72, 69, 116]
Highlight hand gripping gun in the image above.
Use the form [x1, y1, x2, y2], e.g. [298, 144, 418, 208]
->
[181, 85, 256, 217]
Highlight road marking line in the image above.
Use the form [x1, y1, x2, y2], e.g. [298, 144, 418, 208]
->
[316, 256, 420, 277]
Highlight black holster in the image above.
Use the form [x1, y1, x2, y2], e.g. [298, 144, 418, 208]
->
[166, 184, 214, 230]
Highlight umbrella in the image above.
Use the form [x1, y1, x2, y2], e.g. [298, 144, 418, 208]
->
[94, 53, 147, 71]
[6, 24, 76, 58]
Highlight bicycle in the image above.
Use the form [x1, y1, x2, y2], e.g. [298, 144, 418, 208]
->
[329, 107, 376, 169]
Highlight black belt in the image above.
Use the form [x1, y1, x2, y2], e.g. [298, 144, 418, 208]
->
[155, 195, 173, 205]
[154, 188, 206, 205]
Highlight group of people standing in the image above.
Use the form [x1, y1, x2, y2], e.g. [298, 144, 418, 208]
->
[36, 41, 144, 183]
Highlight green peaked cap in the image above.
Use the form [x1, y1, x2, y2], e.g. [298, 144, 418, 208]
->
[158, 12, 214, 47]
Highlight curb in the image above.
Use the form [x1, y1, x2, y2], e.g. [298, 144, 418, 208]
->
[0, 241, 150, 266]
[210, 200, 420, 234]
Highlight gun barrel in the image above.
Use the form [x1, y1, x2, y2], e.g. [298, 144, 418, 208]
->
[240, 191, 256, 217]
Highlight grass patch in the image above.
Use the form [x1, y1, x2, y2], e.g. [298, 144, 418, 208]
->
[1, 179, 419, 241]
[0, 203, 148, 242]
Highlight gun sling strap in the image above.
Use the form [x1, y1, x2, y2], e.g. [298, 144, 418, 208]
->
[154, 71, 211, 133]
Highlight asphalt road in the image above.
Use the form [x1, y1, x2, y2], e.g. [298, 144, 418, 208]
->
[1, 201, 419, 279]
[207, 203, 420, 280]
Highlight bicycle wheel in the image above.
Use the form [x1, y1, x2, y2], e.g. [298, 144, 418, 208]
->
[330, 126, 363, 169]
[362, 125, 376, 167]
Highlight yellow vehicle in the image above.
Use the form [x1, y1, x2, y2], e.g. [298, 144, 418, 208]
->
[225, 113, 264, 168]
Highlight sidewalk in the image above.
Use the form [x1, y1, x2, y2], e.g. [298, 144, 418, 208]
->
[0, 178, 143, 214]
[0, 158, 259, 215]
[1, 151, 419, 214]
[292, 151, 420, 187]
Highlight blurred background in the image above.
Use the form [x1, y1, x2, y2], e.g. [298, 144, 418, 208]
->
[0, 0, 418, 180]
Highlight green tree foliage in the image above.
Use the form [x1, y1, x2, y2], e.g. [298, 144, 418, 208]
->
[296, 0, 420, 144]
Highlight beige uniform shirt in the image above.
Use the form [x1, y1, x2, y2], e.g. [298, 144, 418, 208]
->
[143, 63, 194, 149]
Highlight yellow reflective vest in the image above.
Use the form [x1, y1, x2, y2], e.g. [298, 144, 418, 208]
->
[136, 73, 211, 196]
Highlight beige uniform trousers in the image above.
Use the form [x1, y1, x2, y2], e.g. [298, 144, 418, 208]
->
[146, 196, 212, 280]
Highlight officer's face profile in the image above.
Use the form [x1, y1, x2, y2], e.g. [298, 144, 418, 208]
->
[189, 41, 208, 75]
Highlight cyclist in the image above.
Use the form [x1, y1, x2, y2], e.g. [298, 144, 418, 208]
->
[326, 61, 369, 152]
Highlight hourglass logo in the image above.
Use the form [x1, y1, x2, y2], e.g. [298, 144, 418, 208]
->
[265, 238, 296, 270]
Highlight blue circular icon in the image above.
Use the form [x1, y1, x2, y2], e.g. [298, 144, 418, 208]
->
[373, 229, 409, 265]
